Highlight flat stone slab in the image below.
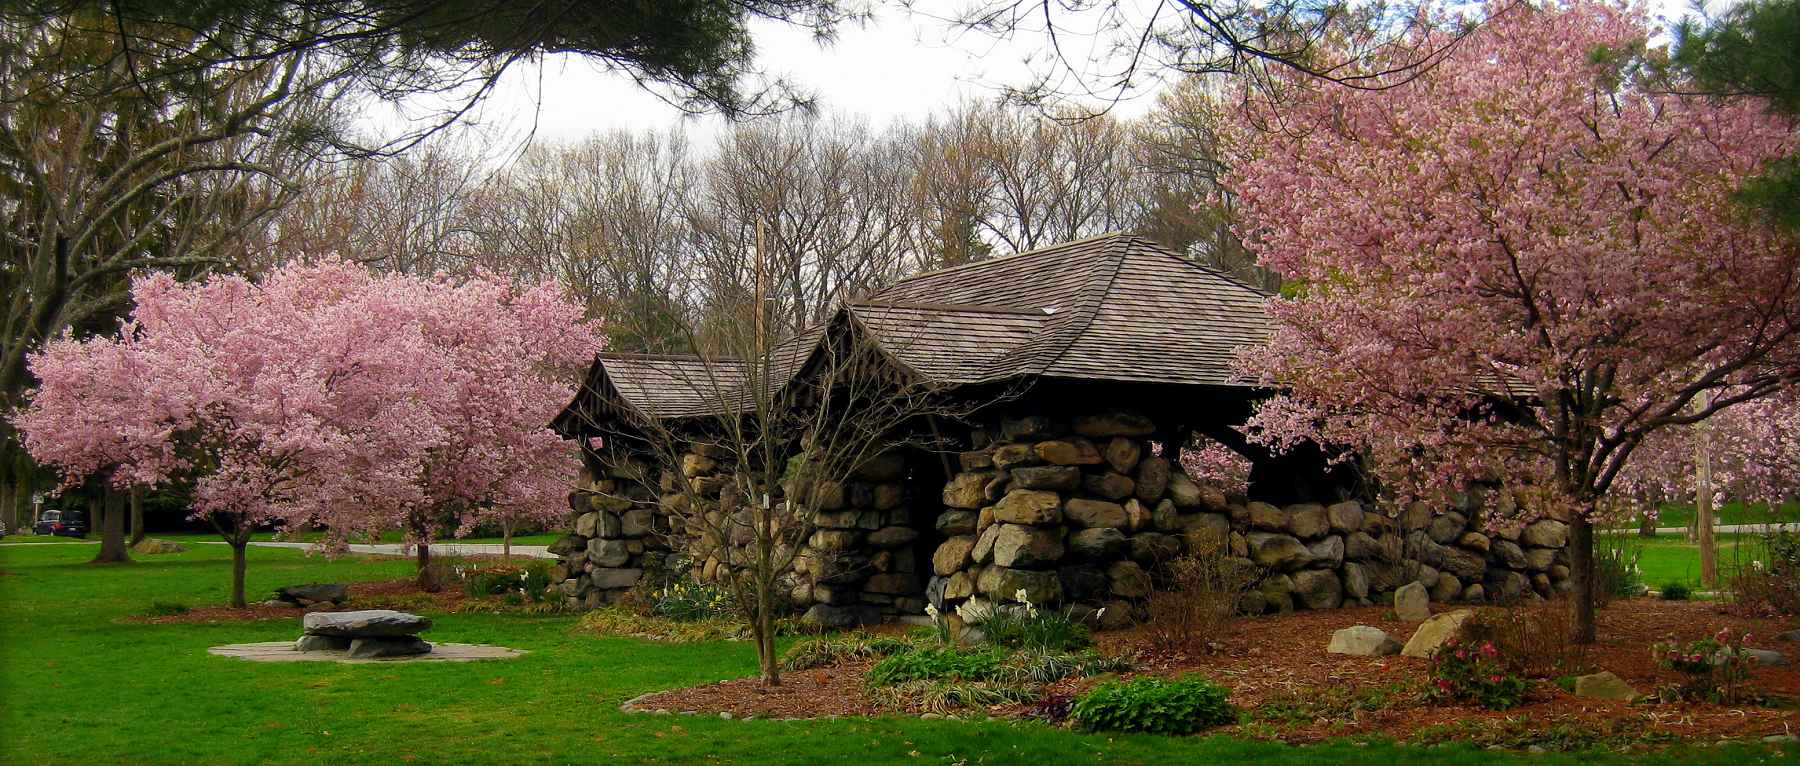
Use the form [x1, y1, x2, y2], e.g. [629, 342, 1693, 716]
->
[209, 641, 524, 664]
[303, 609, 432, 638]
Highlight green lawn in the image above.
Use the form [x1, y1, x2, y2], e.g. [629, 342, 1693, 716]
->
[1602, 532, 1778, 593]
[1, 545, 1792, 765]
[1617, 501, 1800, 531]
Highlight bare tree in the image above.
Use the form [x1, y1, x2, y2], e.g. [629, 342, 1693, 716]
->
[574, 293, 1012, 686]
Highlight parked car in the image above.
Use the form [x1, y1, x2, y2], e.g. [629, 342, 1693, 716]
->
[33, 509, 87, 537]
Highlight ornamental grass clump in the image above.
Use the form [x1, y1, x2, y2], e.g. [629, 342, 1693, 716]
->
[1650, 627, 1759, 704]
[1428, 639, 1528, 710]
[1069, 675, 1234, 735]
[979, 589, 1092, 652]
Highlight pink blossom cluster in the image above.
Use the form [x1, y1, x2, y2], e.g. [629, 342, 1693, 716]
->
[1177, 439, 1252, 496]
[13, 259, 603, 546]
[1614, 389, 1800, 511]
[1223, 0, 1800, 519]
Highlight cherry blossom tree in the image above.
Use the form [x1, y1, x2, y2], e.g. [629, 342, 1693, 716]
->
[1224, 0, 1800, 641]
[15, 260, 601, 604]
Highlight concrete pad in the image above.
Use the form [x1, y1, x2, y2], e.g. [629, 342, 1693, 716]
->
[209, 641, 525, 663]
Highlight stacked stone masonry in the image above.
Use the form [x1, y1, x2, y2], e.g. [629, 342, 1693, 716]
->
[549, 409, 1573, 623]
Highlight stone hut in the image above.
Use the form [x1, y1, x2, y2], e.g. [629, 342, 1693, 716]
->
[549, 233, 1573, 625]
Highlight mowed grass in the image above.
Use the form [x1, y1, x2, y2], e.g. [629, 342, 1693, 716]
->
[1, 545, 1793, 765]
[1608, 533, 1775, 592]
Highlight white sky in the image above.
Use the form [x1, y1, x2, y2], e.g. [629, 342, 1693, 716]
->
[361, 0, 1713, 152]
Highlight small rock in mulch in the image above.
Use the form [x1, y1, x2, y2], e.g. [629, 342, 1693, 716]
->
[1571, 671, 1638, 702]
[1401, 609, 1473, 658]
[1327, 625, 1400, 656]
[1722, 647, 1788, 666]
[1774, 629, 1800, 642]
[276, 583, 347, 606]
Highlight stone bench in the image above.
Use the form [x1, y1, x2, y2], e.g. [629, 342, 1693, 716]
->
[294, 610, 434, 658]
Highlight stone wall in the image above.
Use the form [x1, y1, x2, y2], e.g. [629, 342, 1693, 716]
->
[924, 410, 1575, 623]
[549, 408, 1574, 621]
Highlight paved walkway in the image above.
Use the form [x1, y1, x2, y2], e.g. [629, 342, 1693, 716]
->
[194, 540, 555, 559]
[1645, 523, 1799, 535]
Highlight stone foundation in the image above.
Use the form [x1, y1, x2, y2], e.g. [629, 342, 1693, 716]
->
[551, 409, 1573, 622]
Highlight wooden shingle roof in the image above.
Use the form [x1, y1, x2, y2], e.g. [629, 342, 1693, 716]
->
[553, 233, 1273, 434]
[863, 232, 1272, 386]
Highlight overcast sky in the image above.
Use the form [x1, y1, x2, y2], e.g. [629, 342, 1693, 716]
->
[361, 0, 1713, 153]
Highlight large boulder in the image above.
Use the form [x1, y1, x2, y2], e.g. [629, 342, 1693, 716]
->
[1286, 504, 1331, 539]
[979, 566, 1062, 604]
[1393, 581, 1431, 621]
[801, 604, 881, 630]
[130, 538, 187, 554]
[1128, 532, 1181, 565]
[1490, 539, 1529, 570]
[1064, 498, 1128, 529]
[1291, 569, 1344, 610]
[1327, 626, 1400, 656]
[303, 610, 432, 638]
[1179, 513, 1231, 554]
[933, 536, 977, 576]
[1248, 532, 1310, 571]
[1165, 473, 1207, 509]
[990, 524, 1065, 568]
[991, 489, 1064, 525]
[936, 510, 978, 536]
[1247, 502, 1286, 531]
[1058, 566, 1111, 602]
[1068, 527, 1129, 560]
[1326, 501, 1365, 534]
[1401, 610, 1474, 658]
[346, 636, 432, 659]
[1106, 560, 1151, 598]
[589, 568, 643, 590]
[1083, 473, 1136, 500]
[942, 472, 992, 509]
[1103, 438, 1142, 474]
[587, 538, 630, 567]
[1012, 465, 1081, 491]
[1034, 439, 1104, 466]
[1133, 457, 1171, 502]
[1342, 562, 1371, 601]
[1426, 512, 1467, 545]
[1307, 535, 1345, 568]
[1522, 519, 1570, 548]
[276, 583, 348, 607]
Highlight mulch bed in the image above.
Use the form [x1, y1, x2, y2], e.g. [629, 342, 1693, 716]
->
[125, 578, 480, 624]
[632, 599, 1800, 745]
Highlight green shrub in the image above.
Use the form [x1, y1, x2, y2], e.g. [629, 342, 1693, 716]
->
[1428, 638, 1528, 710]
[865, 648, 1007, 686]
[1659, 581, 1693, 601]
[1006, 648, 1135, 684]
[1070, 675, 1234, 735]
[143, 601, 190, 617]
[649, 578, 736, 621]
[866, 679, 1039, 714]
[979, 593, 1091, 652]
[459, 562, 553, 602]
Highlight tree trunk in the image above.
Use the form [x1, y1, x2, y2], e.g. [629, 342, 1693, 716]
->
[230, 537, 249, 608]
[757, 584, 780, 687]
[1637, 508, 1656, 537]
[416, 542, 439, 592]
[128, 485, 146, 546]
[1570, 514, 1596, 644]
[502, 519, 514, 565]
[91, 484, 131, 564]
[1695, 415, 1718, 589]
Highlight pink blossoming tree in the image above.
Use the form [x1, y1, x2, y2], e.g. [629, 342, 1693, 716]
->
[1224, 0, 1800, 641]
[15, 261, 601, 605]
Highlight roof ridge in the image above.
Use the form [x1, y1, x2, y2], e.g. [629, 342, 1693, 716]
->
[883, 231, 1131, 287]
[1123, 235, 1275, 297]
[850, 299, 1050, 316]
[1007, 234, 1131, 378]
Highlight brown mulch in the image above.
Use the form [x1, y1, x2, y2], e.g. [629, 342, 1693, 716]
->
[124, 578, 479, 624]
[631, 599, 1800, 745]
[635, 663, 891, 720]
